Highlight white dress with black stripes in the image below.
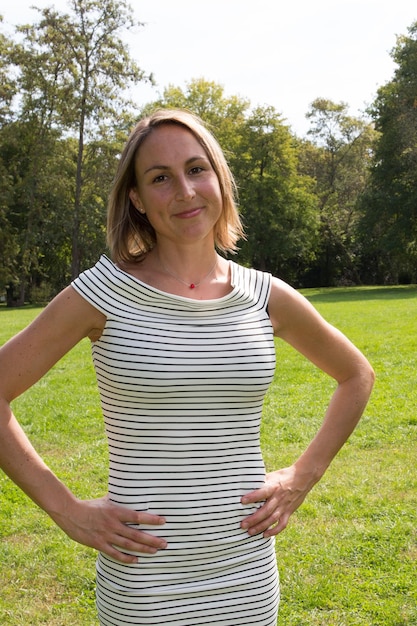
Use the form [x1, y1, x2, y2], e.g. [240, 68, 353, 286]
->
[72, 255, 279, 626]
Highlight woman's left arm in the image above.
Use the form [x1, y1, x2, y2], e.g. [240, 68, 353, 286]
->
[241, 277, 375, 538]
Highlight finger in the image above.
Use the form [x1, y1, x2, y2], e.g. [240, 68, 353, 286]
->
[136, 511, 167, 526]
[241, 490, 286, 534]
[241, 491, 279, 527]
[112, 531, 167, 555]
[263, 514, 290, 537]
[242, 512, 276, 535]
[122, 525, 168, 550]
[107, 538, 146, 563]
[241, 487, 268, 505]
[243, 507, 284, 537]
[114, 505, 166, 528]
[119, 510, 168, 549]
[105, 545, 139, 564]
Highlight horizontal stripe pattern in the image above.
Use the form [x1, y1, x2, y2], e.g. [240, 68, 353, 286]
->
[72, 255, 279, 625]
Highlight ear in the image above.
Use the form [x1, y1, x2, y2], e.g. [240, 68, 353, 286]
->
[129, 188, 145, 213]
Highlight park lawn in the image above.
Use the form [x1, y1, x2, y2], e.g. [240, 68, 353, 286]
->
[0, 285, 416, 625]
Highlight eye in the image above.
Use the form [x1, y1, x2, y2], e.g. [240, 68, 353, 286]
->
[189, 166, 204, 175]
[152, 174, 168, 184]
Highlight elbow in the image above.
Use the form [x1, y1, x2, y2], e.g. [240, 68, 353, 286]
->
[366, 359, 376, 386]
[360, 359, 376, 398]
[341, 357, 375, 398]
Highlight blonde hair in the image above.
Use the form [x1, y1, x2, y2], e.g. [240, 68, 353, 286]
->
[107, 109, 244, 262]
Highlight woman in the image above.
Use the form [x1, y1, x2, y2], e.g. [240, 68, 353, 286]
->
[0, 109, 374, 625]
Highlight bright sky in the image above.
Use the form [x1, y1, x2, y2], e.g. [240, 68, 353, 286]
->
[2, 0, 416, 136]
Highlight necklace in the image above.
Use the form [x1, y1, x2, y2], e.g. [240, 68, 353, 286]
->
[159, 256, 218, 289]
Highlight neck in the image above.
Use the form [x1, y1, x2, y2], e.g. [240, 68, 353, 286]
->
[156, 248, 219, 290]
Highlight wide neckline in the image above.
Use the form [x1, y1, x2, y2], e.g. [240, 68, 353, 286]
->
[102, 254, 239, 305]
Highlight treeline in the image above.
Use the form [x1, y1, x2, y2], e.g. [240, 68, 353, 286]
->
[1, 1, 416, 305]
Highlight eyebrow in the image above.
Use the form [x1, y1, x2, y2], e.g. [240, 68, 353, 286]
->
[143, 155, 209, 175]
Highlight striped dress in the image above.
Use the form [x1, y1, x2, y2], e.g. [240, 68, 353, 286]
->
[72, 254, 279, 626]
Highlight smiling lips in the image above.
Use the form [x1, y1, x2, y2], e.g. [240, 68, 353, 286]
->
[174, 207, 204, 219]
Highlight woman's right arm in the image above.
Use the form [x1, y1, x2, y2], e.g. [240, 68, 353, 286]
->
[0, 286, 167, 563]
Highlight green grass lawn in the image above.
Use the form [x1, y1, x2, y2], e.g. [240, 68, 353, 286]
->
[0, 286, 416, 625]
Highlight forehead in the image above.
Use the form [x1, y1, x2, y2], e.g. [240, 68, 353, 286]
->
[136, 124, 208, 166]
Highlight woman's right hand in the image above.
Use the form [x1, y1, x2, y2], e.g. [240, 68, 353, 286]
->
[54, 495, 168, 563]
[0, 288, 167, 565]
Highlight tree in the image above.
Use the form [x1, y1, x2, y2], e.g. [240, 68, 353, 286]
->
[359, 22, 417, 283]
[303, 98, 377, 285]
[142, 78, 250, 163]
[1, 17, 75, 303]
[0, 18, 15, 125]
[0, 20, 18, 296]
[16, 0, 152, 279]
[0, 148, 18, 297]
[234, 106, 319, 283]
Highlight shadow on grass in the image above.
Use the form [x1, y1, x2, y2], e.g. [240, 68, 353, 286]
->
[304, 285, 417, 303]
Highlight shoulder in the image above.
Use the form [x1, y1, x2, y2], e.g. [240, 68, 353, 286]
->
[231, 261, 272, 288]
[267, 277, 373, 383]
[0, 286, 105, 401]
[33, 286, 106, 343]
[230, 262, 272, 307]
[268, 276, 325, 336]
[71, 255, 129, 317]
[72, 254, 114, 290]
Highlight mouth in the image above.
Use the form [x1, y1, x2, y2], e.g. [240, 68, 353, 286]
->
[174, 207, 204, 219]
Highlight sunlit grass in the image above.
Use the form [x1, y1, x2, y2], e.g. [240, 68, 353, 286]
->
[262, 285, 417, 625]
[0, 286, 416, 625]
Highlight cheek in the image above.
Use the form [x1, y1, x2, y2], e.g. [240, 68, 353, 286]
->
[205, 179, 223, 204]
[140, 189, 168, 213]
[212, 186, 224, 216]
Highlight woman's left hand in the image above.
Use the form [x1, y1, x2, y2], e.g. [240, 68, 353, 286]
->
[240, 466, 316, 537]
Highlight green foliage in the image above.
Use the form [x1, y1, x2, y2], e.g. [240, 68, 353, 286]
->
[0, 119, 66, 302]
[359, 21, 417, 284]
[151, 78, 250, 130]
[142, 78, 250, 166]
[0, 19, 16, 124]
[0, 0, 147, 300]
[2, 11, 417, 296]
[303, 99, 378, 286]
[1, 287, 416, 624]
[234, 106, 319, 282]
[26, 0, 149, 280]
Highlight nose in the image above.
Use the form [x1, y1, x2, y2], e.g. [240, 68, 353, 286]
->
[175, 175, 196, 201]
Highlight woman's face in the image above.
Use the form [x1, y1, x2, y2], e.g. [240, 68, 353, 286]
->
[129, 124, 223, 248]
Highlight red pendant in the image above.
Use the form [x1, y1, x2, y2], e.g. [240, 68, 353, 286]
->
[190, 283, 195, 289]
